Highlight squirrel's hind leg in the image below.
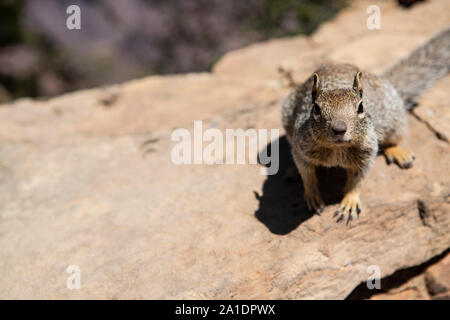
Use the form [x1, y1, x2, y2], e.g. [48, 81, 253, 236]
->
[383, 145, 415, 169]
[380, 110, 414, 169]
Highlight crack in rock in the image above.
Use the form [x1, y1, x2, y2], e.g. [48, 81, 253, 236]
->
[409, 110, 449, 143]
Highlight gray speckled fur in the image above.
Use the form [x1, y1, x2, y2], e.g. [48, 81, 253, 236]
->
[383, 27, 450, 109]
[281, 28, 449, 216]
[282, 64, 405, 171]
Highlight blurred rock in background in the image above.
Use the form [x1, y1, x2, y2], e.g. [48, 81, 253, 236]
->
[0, 0, 347, 101]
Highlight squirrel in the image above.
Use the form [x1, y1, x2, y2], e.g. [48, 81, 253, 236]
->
[282, 27, 450, 223]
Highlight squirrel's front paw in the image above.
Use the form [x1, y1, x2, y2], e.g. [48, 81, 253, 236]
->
[304, 190, 324, 214]
[334, 190, 361, 224]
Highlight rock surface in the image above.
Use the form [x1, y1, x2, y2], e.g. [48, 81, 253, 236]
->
[363, 251, 450, 300]
[424, 252, 450, 299]
[0, 0, 449, 299]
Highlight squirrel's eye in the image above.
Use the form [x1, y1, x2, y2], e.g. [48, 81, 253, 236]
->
[313, 103, 321, 115]
[357, 101, 364, 114]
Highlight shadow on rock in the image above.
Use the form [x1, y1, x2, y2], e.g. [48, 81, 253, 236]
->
[254, 135, 347, 235]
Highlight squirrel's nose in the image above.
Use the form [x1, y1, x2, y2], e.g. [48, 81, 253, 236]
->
[331, 120, 347, 135]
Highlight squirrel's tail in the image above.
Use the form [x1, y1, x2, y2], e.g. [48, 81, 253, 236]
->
[382, 27, 450, 110]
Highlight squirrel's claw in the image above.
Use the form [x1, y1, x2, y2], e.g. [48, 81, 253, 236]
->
[335, 191, 361, 224]
[304, 191, 324, 215]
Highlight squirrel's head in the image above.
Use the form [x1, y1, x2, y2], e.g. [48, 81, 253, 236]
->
[309, 72, 368, 146]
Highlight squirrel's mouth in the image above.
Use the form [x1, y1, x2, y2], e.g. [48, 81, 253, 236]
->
[333, 137, 351, 144]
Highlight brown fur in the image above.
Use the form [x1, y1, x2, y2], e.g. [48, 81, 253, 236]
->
[281, 28, 449, 222]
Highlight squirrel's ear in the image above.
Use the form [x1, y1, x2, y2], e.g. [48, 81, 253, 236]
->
[312, 73, 321, 102]
[353, 71, 363, 98]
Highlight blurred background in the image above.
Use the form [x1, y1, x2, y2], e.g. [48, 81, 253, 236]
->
[0, 0, 349, 102]
[0, 0, 425, 102]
